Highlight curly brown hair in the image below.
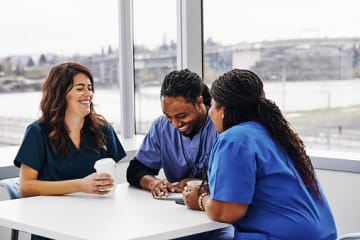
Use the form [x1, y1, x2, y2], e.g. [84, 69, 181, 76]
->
[40, 62, 108, 156]
[210, 69, 321, 201]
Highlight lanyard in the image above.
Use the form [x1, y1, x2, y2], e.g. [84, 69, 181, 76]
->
[179, 120, 206, 178]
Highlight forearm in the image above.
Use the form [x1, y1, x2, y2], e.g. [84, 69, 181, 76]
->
[139, 175, 161, 191]
[203, 197, 248, 224]
[20, 179, 82, 197]
[126, 158, 159, 188]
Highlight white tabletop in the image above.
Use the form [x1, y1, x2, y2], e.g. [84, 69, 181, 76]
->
[0, 183, 228, 240]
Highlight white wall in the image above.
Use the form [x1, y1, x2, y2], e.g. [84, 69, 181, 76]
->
[115, 150, 135, 184]
[316, 169, 360, 236]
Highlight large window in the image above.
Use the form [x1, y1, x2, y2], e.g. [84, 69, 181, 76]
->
[133, 0, 177, 133]
[203, 0, 360, 153]
[0, 0, 121, 147]
[2, 0, 359, 155]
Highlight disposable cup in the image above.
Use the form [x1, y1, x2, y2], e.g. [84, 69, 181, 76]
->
[94, 158, 116, 196]
[186, 180, 203, 187]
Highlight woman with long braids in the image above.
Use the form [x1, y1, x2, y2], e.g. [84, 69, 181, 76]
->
[183, 69, 337, 239]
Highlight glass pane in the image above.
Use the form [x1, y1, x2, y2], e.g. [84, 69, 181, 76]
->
[204, 0, 360, 153]
[133, 0, 177, 134]
[0, 0, 120, 147]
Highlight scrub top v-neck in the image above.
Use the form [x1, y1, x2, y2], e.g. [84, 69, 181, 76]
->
[14, 120, 126, 181]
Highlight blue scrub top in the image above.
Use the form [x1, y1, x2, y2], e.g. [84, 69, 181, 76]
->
[14, 120, 126, 180]
[135, 114, 217, 182]
[208, 121, 337, 240]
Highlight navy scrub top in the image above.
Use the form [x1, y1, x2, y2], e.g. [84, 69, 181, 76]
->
[14, 120, 126, 181]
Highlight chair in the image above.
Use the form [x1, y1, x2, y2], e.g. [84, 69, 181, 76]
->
[337, 233, 360, 240]
[0, 177, 20, 240]
[0, 177, 21, 200]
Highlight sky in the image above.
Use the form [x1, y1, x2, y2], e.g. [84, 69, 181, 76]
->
[1, 0, 360, 58]
[1, 0, 120, 57]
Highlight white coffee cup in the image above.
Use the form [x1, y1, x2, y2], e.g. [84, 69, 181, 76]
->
[186, 180, 203, 187]
[94, 158, 116, 196]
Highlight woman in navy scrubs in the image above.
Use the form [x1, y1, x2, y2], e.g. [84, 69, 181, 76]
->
[14, 61, 126, 197]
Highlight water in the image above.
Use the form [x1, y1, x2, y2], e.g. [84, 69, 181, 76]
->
[264, 79, 360, 112]
[0, 79, 359, 124]
[0, 79, 359, 152]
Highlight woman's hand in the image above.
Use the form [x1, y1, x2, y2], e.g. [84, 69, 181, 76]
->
[182, 185, 202, 210]
[176, 178, 200, 189]
[183, 185, 249, 223]
[149, 178, 205, 198]
[81, 172, 114, 195]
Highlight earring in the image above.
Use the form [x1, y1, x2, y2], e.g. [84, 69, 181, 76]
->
[221, 114, 224, 119]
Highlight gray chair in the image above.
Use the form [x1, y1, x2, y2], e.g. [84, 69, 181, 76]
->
[0, 177, 20, 240]
[0, 177, 21, 199]
[337, 233, 360, 240]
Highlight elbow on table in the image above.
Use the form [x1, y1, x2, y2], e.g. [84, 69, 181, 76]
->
[207, 211, 243, 224]
[19, 181, 39, 198]
[19, 184, 32, 197]
[206, 200, 248, 224]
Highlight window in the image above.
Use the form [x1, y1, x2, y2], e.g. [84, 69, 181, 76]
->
[2, 0, 359, 154]
[133, 0, 177, 133]
[203, 0, 360, 153]
[0, 0, 120, 147]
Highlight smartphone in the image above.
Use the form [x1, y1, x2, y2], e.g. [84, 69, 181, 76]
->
[154, 192, 183, 201]
[175, 199, 185, 205]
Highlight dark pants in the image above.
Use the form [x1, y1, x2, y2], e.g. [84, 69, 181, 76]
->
[172, 226, 234, 240]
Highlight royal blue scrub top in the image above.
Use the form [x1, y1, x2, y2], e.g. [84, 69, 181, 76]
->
[135, 114, 217, 182]
[208, 121, 337, 240]
[14, 120, 126, 180]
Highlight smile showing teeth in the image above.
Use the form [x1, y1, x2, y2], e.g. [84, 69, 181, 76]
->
[79, 100, 90, 105]
[178, 125, 188, 131]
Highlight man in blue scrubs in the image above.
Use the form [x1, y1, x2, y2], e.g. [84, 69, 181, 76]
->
[126, 69, 233, 240]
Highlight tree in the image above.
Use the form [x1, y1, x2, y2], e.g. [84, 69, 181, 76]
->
[26, 57, 35, 67]
[38, 54, 47, 65]
[107, 45, 113, 54]
[15, 62, 24, 76]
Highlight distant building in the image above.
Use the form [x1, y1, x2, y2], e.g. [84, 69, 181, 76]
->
[86, 53, 118, 86]
[2, 55, 34, 74]
[85, 47, 177, 88]
[1, 37, 360, 85]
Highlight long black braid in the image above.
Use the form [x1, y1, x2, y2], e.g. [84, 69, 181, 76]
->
[209, 69, 321, 201]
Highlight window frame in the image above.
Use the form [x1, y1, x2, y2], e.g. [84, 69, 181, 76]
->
[117, 0, 360, 170]
[118, 0, 203, 138]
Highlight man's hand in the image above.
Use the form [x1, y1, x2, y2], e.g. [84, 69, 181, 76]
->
[150, 179, 178, 198]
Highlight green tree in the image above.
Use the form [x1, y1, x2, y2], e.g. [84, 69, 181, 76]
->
[26, 57, 35, 67]
[38, 54, 47, 65]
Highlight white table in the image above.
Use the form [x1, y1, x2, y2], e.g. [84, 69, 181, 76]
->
[0, 183, 228, 240]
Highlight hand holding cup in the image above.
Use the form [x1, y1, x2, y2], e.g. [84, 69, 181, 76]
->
[94, 158, 116, 196]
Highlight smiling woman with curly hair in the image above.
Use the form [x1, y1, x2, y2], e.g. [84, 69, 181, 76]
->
[14, 62, 127, 240]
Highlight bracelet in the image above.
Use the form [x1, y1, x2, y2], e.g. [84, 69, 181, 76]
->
[198, 192, 208, 211]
